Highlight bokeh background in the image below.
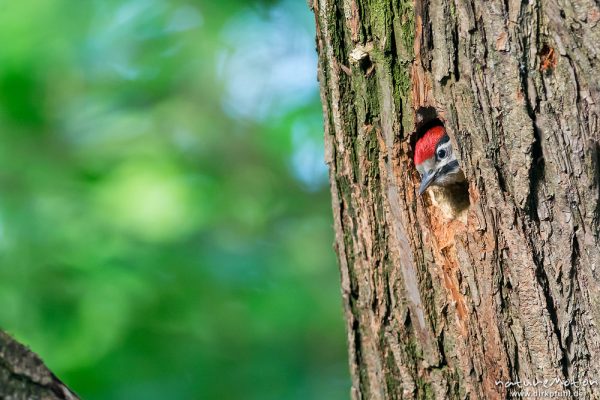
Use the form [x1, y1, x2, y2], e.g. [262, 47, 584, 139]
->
[0, 0, 349, 398]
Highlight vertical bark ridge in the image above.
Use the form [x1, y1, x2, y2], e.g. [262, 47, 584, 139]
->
[313, 0, 600, 398]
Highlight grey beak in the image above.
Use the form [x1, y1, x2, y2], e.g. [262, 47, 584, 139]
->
[418, 170, 438, 196]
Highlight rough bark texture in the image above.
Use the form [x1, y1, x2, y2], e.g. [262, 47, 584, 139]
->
[0, 331, 78, 399]
[312, 0, 600, 398]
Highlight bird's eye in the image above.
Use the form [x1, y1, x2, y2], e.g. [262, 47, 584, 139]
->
[437, 149, 447, 159]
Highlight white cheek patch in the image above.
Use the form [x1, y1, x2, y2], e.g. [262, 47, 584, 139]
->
[416, 157, 435, 176]
[434, 170, 463, 186]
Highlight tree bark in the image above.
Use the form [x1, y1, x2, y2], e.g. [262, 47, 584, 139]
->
[0, 331, 78, 399]
[312, 0, 600, 398]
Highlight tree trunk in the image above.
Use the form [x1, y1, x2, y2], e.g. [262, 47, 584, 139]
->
[312, 0, 600, 398]
[0, 331, 78, 399]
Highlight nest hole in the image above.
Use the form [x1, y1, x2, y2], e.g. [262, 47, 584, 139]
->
[412, 107, 471, 221]
[411, 106, 443, 149]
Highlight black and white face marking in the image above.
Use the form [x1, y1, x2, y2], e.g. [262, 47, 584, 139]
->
[434, 135, 451, 161]
[418, 135, 463, 195]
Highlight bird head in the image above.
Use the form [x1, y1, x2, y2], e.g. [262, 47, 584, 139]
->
[414, 125, 462, 195]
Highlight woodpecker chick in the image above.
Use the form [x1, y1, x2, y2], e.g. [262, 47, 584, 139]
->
[414, 125, 464, 196]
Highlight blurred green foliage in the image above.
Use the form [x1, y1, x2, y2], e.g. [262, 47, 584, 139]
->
[0, 0, 349, 398]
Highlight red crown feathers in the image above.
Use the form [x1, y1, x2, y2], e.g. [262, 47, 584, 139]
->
[414, 125, 446, 166]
